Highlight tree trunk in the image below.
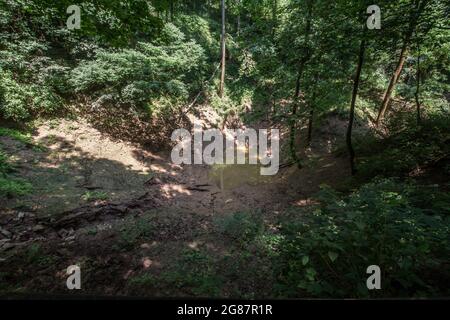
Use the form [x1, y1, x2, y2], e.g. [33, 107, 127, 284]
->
[170, 1, 174, 21]
[375, 0, 428, 125]
[289, 64, 304, 168]
[347, 37, 366, 175]
[375, 43, 408, 124]
[307, 75, 319, 147]
[272, 0, 277, 37]
[236, 0, 240, 36]
[219, 0, 226, 98]
[307, 105, 314, 147]
[288, 0, 313, 168]
[415, 43, 422, 125]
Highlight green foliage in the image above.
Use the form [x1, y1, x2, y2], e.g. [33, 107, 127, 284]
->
[81, 190, 109, 202]
[0, 175, 32, 198]
[0, 139, 32, 199]
[69, 23, 206, 114]
[275, 179, 449, 297]
[128, 273, 156, 288]
[0, 0, 164, 121]
[175, 14, 219, 58]
[0, 39, 67, 120]
[215, 212, 265, 246]
[24, 243, 57, 267]
[0, 127, 33, 145]
[0, 0, 448, 299]
[356, 114, 450, 178]
[162, 249, 223, 297]
[119, 215, 154, 248]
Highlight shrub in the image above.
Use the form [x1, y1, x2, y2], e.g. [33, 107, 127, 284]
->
[162, 249, 222, 297]
[215, 212, 264, 246]
[69, 24, 206, 112]
[275, 179, 450, 298]
[0, 147, 32, 199]
[118, 215, 154, 248]
[0, 176, 32, 198]
[356, 114, 450, 179]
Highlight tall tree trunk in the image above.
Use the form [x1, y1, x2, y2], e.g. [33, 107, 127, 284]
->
[289, 0, 313, 168]
[375, 0, 428, 125]
[375, 42, 408, 124]
[306, 101, 314, 147]
[272, 0, 277, 37]
[219, 0, 226, 98]
[347, 37, 367, 175]
[236, 0, 240, 36]
[289, 63, 305, 168]
[170, 0, 174, 21]
[415, 42, 422, 125]
[307, 74, 319, 146]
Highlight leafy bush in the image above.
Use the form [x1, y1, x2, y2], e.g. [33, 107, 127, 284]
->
[0, 0, 165, 122]
[0, 37, 68, 121]
[70, 23, 206, 113]
[161, 249, 222, 297]
[275, 179, 450, 298]
[215, 212, 264, 246]
[175, 14, 218, 58]
[356, 114, 450, 178]
[118, 215, 154, 248]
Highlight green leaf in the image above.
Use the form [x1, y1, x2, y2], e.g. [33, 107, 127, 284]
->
[305, 268, 317, 281]
[328, 251, 339, 262]
[302, 256, 309, 265]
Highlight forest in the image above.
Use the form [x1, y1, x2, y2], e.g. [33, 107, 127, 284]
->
[0, 0, 449, 299]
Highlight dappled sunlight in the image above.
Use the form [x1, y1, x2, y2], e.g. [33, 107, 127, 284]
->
[160, 183, 192, 198]
[150, 164, 168, 173]
[293, 199, 316, 207]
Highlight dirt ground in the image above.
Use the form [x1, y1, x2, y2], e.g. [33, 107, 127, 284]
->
[0, 116, 349, 297]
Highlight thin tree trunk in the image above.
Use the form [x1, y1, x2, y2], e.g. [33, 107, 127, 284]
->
[289, 64, 304, 168]
[307, 74, 319, 146]
[272, 0, 277, 37]
[237, 15, 240, 35]
[289, 0, 313, 168]
[415, 42, 422, 125]
[307, 104, 314, 147]
[237, 0, 240, 36]
[347, 37, 366, 175]
[219, 0, 226, 98]
[375, 43, 408, 124]
[375, 0, 428, 125]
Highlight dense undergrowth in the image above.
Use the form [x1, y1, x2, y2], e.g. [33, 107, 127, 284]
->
[274, 179, 449, 297]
